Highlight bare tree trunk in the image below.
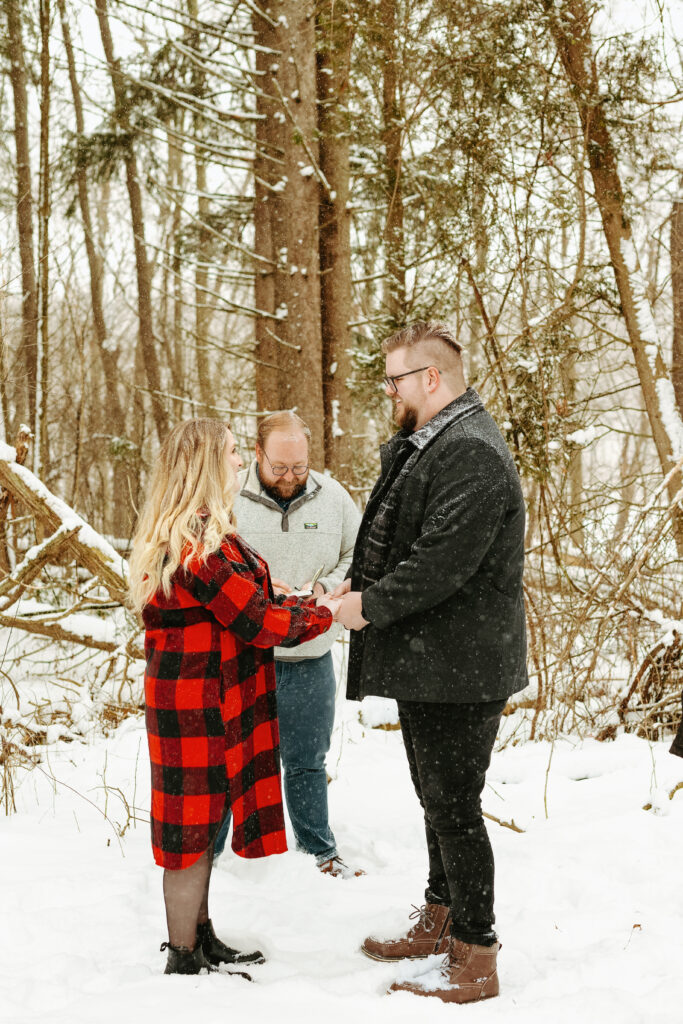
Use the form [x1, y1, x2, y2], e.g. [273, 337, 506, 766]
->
[672, 182, 683, 416]
[187, 0, 213, 415]
[94, 0, 169, 443]
[58, 0, 124, 429]
[59, 0, 137, 535]
[252, 2, 287, 414]
[317, 0, 355, 484]
[4, 0, 39, 430]
[251, 1, 325, 464]
[545, 0, 683, 550]
[613, 426, 645, 545]
[560, 349, 583, 546]
[0, 327, 10, 445]
[169, 112, 186, 394]
[0, 329, 11, 571]
[37, 0, 51, 479]
[466, 182, 488, 381]
[193, 149, 213, 414]
[377, 0, 406, 327]
[557, 217, 583, 547]
[277, 0, 325, 465]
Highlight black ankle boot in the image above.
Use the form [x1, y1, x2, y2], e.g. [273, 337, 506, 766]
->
[161, 940, 216, 975]
[197, 918, 266, 966]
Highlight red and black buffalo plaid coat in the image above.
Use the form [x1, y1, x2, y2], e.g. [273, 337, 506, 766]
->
[143, 533, 333, 870]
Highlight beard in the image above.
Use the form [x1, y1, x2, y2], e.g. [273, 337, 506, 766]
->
[262, 475, 308, 501]
[392, 397, 418, 432]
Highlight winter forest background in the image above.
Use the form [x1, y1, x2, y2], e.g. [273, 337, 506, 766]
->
[2, 0, 683, 754]
[1, 1, 683, 1019]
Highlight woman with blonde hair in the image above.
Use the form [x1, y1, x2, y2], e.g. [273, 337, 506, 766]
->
[129, 419, 337, 976]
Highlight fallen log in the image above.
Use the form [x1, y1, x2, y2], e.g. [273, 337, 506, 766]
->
[0, 524, 80, 607]
[0, 609, 143, 659]
[0, 441, 128, 603]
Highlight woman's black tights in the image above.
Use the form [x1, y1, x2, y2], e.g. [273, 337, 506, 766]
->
[162, 806, 227, 949]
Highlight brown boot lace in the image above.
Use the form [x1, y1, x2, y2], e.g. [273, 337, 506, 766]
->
[408, 904, 437, 933]
[445, 938, 500, 972]
[447, 940, 467, 968]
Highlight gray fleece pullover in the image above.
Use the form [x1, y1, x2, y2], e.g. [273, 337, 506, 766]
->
[234, 460, 361, 661]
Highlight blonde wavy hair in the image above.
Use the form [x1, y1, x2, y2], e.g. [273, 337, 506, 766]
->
[128, 419, 238, 613]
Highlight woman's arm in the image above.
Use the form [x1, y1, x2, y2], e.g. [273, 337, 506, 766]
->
[185, 541, 333, 649]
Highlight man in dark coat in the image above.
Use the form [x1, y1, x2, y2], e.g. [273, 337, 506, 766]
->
[333, 320, 527, 1004]
[671, 695, 683, 757]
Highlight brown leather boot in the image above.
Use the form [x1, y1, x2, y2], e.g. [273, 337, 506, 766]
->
[389, 937, 500, 1003]
[318, 855, 366, 879]
[361, 903, 451, 961]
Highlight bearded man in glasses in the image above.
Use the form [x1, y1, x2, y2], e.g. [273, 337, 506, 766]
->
[331, 321, 528, 1003]
[213, 410, 363, 878]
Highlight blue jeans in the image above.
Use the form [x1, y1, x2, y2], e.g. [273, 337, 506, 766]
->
[214, 652, 337, 862]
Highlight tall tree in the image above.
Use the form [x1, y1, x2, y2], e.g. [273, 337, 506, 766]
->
[377, 0, 406, 327]
[95, 0, 169, 443]
[37, 0, 51, 477]
[59, 0, 137, 534]
[187, 3, 214, 415]
[542, 0, 683, 548]
[4, 0, 39, 431]
[252, 0, 325, 467]
[671, 181, 683, 417]
[317, 0, 355, 484]
[251, 1, 288, 415]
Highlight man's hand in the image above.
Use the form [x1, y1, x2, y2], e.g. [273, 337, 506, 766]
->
[271, 577, 292, 597]
[335, 591, 369, 631]
[329, 578, 352, 599]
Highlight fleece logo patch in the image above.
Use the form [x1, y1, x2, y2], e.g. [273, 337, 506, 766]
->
[304, 522, 318, 530]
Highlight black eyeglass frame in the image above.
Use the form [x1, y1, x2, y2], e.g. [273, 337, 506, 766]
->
[382, 365, 439, 393]
[263, 449, 309, 477]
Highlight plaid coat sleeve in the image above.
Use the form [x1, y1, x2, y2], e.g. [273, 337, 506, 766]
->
[185, 540, 333, 648]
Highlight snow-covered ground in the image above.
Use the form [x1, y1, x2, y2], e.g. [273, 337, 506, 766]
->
[2, 696, 683, 1024]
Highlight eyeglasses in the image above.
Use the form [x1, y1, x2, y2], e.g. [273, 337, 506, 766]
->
[382, 366, 438, 393]
[263, 450, 309, 477]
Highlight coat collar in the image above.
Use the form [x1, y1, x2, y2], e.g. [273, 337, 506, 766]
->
[379, 387, 483, 472]
[408, 387, 483, 449]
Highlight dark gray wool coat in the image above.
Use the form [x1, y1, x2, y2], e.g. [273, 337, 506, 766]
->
[346, 388, 528, 704]
[671, 693, 683, 758]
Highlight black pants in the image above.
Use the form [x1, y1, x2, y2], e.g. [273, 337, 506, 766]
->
[397, 697, 507, 947]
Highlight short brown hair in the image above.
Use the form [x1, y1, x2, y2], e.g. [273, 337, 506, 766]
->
[257, 410, 311, 448]
[381, 319, 462, 355]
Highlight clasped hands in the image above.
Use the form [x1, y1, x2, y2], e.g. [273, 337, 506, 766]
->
[271, 576, 369, 631]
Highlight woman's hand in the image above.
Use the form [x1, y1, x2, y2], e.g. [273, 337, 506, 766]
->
[271, 577, 293, 596]
[316, 594, 341, 617]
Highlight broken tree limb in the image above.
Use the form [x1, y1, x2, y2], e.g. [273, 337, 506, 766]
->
[0, 442, 128, 602]
[0, 523, 80, 607]
[0, 609, 143, 658]
[483, 811, 525, 834]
